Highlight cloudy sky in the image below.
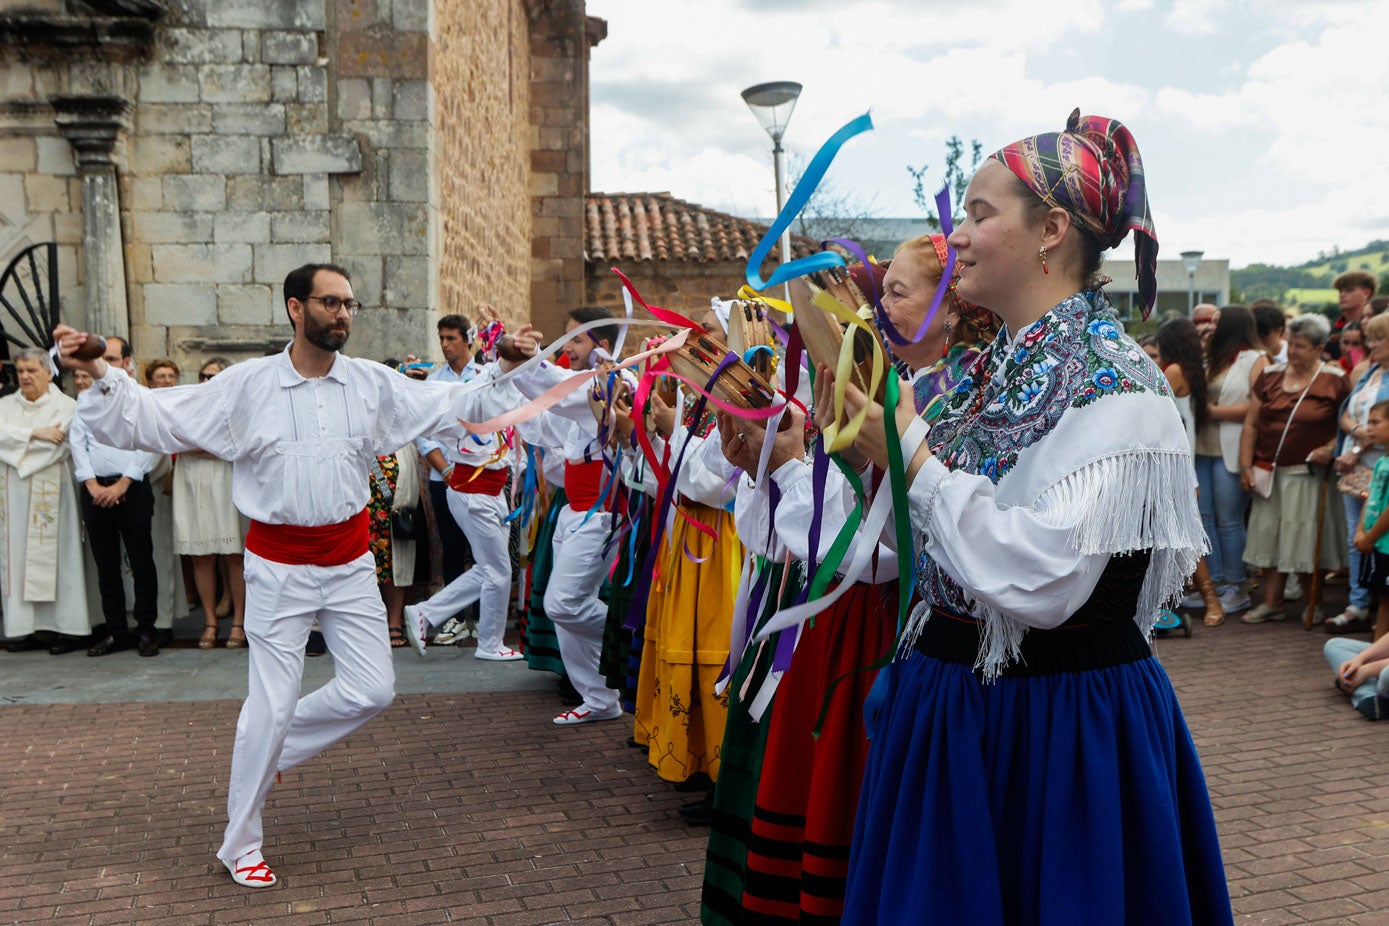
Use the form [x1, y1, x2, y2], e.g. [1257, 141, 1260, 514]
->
[587, 0, 1389, 270]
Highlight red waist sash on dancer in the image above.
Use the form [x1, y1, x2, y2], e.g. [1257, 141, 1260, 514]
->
[245, 509, 370, 566]
[564, 459, 607, 512]
[448, 464, 508, 495]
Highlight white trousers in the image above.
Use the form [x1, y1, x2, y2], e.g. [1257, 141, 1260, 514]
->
[544, 504, 618, 713]
[418, 489, 513, 653]
[217, 550, 394, 863]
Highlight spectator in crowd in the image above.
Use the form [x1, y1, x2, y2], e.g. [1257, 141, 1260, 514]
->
[1249, 300, 1288, 364]
[1157, 317, 1228, 624]
[1369, 295, 1389, 317]
[1192, 302, 1219, 346]
[0, 348, 90, 654]
[173, 358, 247, 649]
[72, 347, 161, 656]
[369, 438, 422, 648]
[1325, 399, 1389, 719]
[1194, 306, 1268, 614]
[1240, 313, 1349, 623]
[144, 359, 179, 388]
[1338, 321, 1365, 374]
[142, 359, 185, 644]
[1328, 312, 1389, 633]
[1138, 333, 1160, 363]
[1333, 270, 1376, 337]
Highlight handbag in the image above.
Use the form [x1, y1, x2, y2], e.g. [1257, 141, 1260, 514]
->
[1338, 462, 1375, 499]
[390, 505, 425, 540]
[1250, 365, 1323, 500]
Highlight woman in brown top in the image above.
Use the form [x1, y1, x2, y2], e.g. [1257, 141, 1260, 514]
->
[1239, 313, 1350, 622]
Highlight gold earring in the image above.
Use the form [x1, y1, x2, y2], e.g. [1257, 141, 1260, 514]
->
[1039, 246, 1049, 275]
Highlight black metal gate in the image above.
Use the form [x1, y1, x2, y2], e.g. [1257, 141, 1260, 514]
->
[0, 242, 60, 393]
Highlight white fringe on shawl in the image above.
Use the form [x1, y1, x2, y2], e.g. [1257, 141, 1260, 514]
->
[902, 417, 1207, 681]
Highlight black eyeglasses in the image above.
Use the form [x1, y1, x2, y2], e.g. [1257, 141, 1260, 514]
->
[199, 372, 217, 381]
[306, 295, 361, 316]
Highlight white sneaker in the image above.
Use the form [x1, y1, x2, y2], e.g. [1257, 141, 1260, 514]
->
[1284, 574, 1302, 600]
[553, 705, 623, 725]
[433, 617, 467, 645]
[1217, 585, 1251, 612]
[220, 850, 277, 888]
[475, 647, 524, 662]
[1180, 589, 1204, 609]
[402, 604, 427, 657]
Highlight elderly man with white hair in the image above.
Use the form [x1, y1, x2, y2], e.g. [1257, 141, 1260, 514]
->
[0, 347, 90, 654]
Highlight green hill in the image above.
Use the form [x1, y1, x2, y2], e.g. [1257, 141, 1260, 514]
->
[1232, 240, 1389, 312]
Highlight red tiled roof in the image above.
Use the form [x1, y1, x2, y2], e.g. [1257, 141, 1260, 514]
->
[585, 192, 819, 264]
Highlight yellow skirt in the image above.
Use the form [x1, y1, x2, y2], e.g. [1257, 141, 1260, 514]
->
[633, 502, 741, 783]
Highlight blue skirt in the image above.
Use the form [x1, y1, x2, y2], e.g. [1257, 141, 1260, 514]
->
[843, 651, 1233, 926]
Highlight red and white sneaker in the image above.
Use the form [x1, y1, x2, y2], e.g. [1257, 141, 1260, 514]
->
[402, 605, 427, 657]
[474, 647, 524, 662]
[553, 705, 623, 725]
[221, 850, 277, 888]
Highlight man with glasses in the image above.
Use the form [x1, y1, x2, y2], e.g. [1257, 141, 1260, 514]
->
[53, 262, 516, 890]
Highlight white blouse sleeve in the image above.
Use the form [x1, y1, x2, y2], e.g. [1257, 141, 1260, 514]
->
[907, 457, 1109, 630]
[672, 429, 738, 508]
[772, 458, 898, 580]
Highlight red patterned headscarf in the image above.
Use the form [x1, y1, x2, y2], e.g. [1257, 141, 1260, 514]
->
[993, 108, 1159, 317]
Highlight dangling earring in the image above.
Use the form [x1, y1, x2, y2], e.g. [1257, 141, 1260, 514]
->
[1039, 246, 1050, 275]
[941, 320, 955, 357]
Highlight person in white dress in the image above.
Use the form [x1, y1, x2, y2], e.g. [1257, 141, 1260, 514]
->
[172, 357, 247, 649]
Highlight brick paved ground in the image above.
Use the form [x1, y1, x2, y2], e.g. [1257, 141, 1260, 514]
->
[2, 594, 1388, 924]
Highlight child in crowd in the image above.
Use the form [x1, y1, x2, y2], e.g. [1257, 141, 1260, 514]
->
[1325, 398, 1389, 719]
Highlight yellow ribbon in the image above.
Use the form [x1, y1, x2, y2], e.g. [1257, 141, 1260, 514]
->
[811, 290, 885, 454]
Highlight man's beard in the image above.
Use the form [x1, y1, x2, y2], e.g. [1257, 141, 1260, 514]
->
[305, 310, 349, 352]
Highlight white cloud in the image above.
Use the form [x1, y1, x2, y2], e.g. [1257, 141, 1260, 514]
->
[587, 0, 1389, 268]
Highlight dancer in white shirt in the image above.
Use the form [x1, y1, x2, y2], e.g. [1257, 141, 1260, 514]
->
[54, 263, 505, 890]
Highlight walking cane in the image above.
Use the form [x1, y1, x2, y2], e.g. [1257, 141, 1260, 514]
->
[1305, 462, 1332, 629]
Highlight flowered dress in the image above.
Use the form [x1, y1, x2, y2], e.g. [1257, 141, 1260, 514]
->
[368, 454, 398, 585]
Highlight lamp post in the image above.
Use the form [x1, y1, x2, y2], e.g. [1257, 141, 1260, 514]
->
[741, 81, 802, 291]
[1181, 249, 1203, 317]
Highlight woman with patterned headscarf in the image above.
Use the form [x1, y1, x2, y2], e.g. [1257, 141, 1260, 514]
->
[826, 111, 1233, 924]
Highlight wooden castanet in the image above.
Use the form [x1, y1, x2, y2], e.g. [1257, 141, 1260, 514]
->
[71, 334, 107, 361]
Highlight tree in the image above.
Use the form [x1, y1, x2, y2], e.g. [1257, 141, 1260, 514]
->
[907, 135, 982, 229]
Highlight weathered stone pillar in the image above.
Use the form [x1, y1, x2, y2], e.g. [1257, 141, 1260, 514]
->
[52, 95, 130, 341]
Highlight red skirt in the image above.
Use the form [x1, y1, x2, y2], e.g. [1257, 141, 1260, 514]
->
[741, 581, 898, 924]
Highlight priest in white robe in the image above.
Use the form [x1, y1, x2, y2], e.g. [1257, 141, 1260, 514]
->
[0, 348, 90, 651]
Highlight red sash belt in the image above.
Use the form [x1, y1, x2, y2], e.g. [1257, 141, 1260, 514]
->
[565, 459, 607, 512]
[245, 509, 369, 566]
[448, 464, 508, 495]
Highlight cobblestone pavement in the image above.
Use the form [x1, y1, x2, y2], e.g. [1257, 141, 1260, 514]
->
[2, 595, 1388, 925]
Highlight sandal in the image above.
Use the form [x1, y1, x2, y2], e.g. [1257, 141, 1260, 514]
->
[389, 626, 407, 648]
[1203, 610, 1225, 627]
[226, 625, 246, 648]
[198, 624, 220, 649]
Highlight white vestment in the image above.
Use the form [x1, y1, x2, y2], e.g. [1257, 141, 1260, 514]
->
[0, 385, 90, 638]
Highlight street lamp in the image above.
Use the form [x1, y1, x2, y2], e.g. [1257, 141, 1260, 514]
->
[741, 81, 802, 284]
[1181, 249, 1203, 316]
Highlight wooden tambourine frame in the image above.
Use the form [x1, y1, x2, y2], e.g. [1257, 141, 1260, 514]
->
[795, 269, 888, 404]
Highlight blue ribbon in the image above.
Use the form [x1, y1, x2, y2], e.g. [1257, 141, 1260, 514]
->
[745, 112, 875, 291]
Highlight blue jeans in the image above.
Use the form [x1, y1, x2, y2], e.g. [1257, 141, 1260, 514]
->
[1344, 493, 1371, 610]
[1323, 638, 1389, 711]
[1194, 454, 1248, 587]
